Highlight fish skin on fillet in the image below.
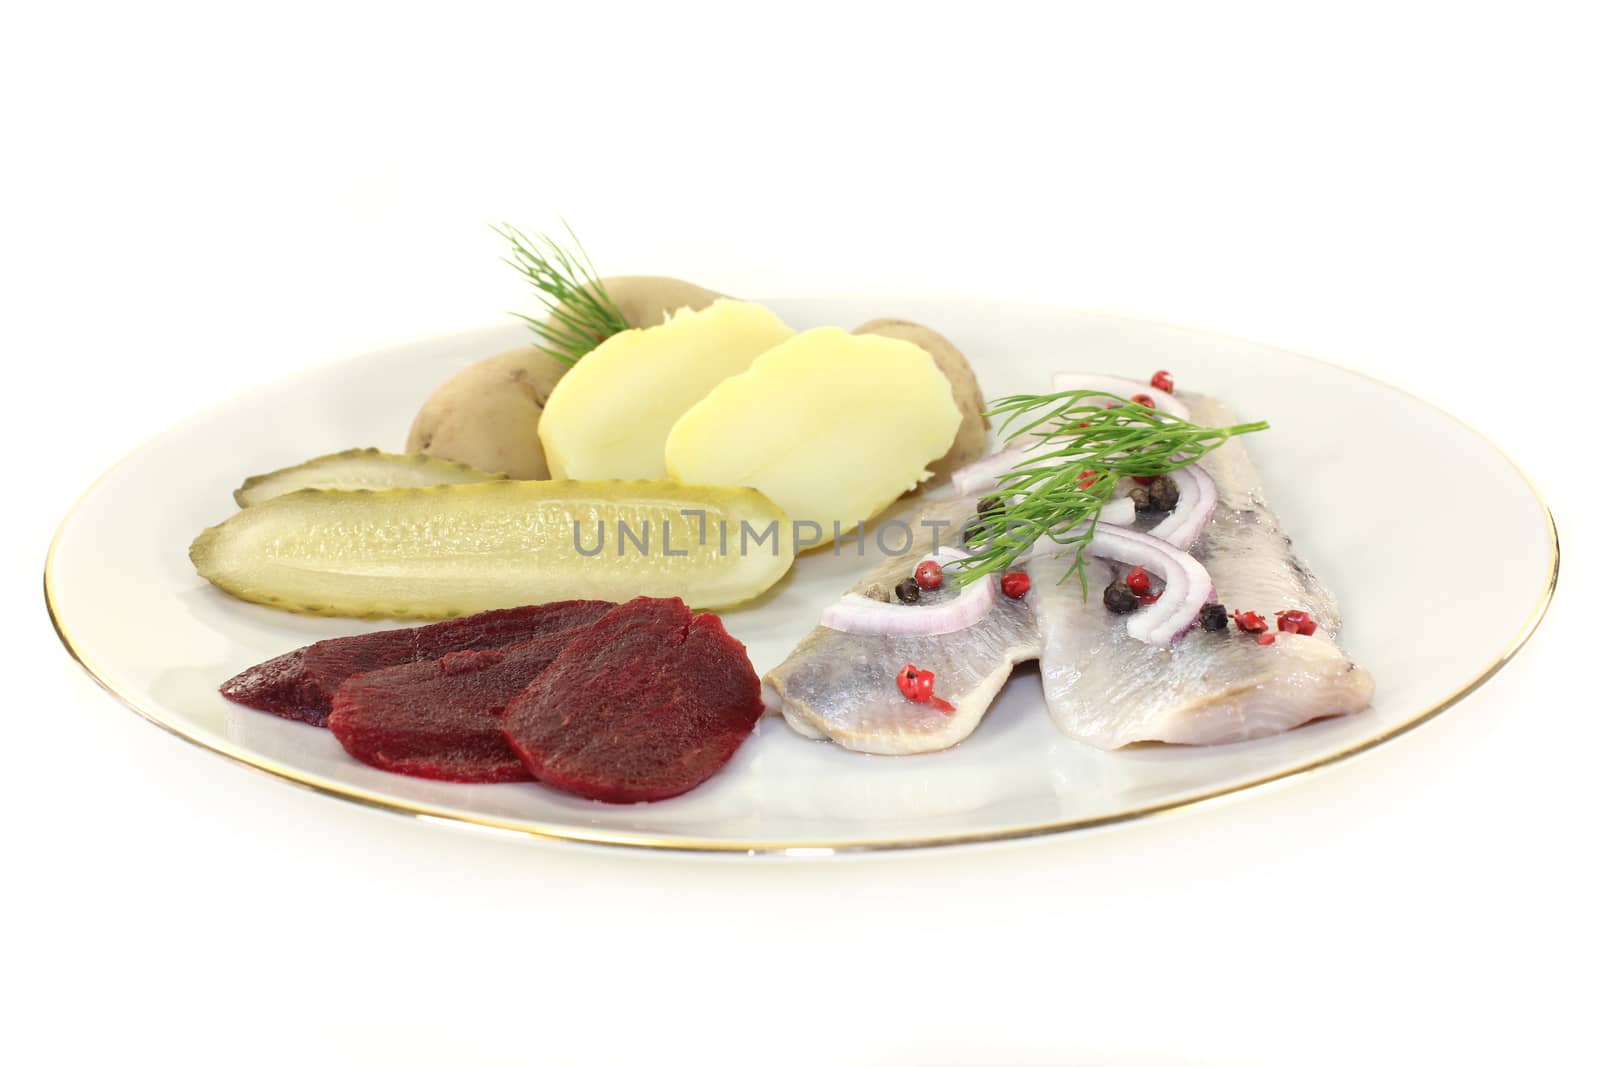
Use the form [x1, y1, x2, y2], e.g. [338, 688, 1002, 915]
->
[764, 392, 1373, 753]
[764, 497, 1041, 756]
[1035, 394, 1373, 748]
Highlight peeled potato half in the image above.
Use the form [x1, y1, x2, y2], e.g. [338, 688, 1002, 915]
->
[406, 275, 730, 478]
[665, 327, 961, 546]
[540, 299, 795, 480]
[852, 318, 988, 482]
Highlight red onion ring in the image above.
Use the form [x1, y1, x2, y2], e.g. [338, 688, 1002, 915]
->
[1051, 372, 1192, 421]
[1086, 526, 1213, 645]
[950, 450, 1138, 529]
[1146, 463, 1217, 552]
[949, 445, 1034, 496]
[819, 548, 998, 636]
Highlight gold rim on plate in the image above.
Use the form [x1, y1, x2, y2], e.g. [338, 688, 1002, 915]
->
[42, 320, 1560, 855]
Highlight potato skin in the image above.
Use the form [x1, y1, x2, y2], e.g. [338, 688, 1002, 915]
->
[407, 276, 730, 478]
[852, 318, 989, 483]
[406, 346, 564, 478]
[596, 275, 728, 328]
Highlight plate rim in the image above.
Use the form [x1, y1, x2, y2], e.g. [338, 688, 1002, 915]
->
[42, 309, 1561, 856]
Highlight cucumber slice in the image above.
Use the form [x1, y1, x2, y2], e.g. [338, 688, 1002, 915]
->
[191, 480, 795, 618]
[234, 448, 506, 507]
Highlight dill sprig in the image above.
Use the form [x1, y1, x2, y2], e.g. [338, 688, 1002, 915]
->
[493, 221, 631, 365]
[953, 390, 1268, 594]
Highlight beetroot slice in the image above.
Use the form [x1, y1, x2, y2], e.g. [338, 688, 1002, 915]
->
[500, 597, 764, 803]
[327, 626, 596, 783]
[219, 601, 612, 726]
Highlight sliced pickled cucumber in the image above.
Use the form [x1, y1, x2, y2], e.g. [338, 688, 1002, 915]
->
[234, 448, 506, 508]
[191, 480, 794, 618]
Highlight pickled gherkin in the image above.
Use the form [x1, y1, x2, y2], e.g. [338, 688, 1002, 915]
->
[191, 480, 794, 618]
[234, 448, 505, 507]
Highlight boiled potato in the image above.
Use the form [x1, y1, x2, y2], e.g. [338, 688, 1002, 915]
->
[596, 275, 728, 328]
[664, 328, 961, 546]
[405, 346, 565, 478]
[540, 299, 795, 480]
[407, 276, 729, 477]
[852, 318, 988, 483]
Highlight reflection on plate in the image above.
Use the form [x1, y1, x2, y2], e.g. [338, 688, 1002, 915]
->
[45, 301, 1557, 853]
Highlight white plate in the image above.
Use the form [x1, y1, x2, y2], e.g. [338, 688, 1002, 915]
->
[45, 299, 1557, 853]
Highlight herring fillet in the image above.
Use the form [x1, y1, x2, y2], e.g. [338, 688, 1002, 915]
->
[767, 392, 1374, 753]
[763, 497, 1041, 755]
[1035, 393, 1374, 748]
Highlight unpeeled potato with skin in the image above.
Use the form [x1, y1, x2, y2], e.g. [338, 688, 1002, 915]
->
[595, 275, 728, 330]
[407, 276, 729, 477]
[405, 346, 567, 479]
[852, 318, 988, 484]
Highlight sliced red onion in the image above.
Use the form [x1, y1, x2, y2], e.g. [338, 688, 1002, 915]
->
[820, 548, 997, 636]
[949, 446, 1029, 496]
[1146, 463, 1217, 551]
[1051, 372, 1192, 421]
[1086, 526, 1212, 645]
[951, 448, 1139, 532]
[973, 496, 1138, 566]
[948, 441, 1062, 496]
[1012, 497, 1138, 565]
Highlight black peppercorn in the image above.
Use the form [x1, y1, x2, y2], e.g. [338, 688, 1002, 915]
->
[977, 495, 1004, 518]
[894, 578, 922, 604]
[1131, 475, 1180, 513]
[1103, 580, 1138, 614]
[1199, 603, 1228, 632]
[961, 518, 989, 546]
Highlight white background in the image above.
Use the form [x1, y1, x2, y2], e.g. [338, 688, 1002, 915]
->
[4, 3, 1594, 1064]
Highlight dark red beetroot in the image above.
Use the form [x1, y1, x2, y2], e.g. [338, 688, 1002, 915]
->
[220, 601, 613, 726]
[500, 597, 764, 803]
[327, 627, 595, 783]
